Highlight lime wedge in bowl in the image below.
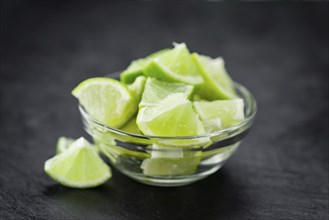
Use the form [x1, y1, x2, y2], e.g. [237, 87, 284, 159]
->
[72, 77, 136, 128]
[193, 99, 245, 128]
[137, 93, 205, 136]
[144, 43, 204, 86]
[44, 137, 111, 188]
[192, 53, 237, 100]
[139, 77, 194, 107]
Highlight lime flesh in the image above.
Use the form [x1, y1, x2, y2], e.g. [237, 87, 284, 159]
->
[144, 43, 204, 86]
[72, 77, 136, 128]
[192, 53, 237, 100]
[44, 137, 111, 188]
[139, 77, 194, 107]
[193, 99, 245, 128]
[137, 93, 205, 136]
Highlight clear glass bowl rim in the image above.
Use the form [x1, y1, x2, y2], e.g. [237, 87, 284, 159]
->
[78, 80, 257, 141]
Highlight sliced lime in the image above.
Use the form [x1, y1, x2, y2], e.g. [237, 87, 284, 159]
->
[56, 137, 75, 154]
[72, 77, 136, 128]
[137, 93, 205, 136]
[144, 43, 204, 86]
[192, 53, 237, 100]
[193, 99, 244, 128]
[120, 49, 169, 84]
[139, 77, 194, 107]
[44, 137, 111, 188]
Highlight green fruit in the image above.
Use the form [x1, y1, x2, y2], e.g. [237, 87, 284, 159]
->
[144, 43, 204, 86]
[72, 77, 136, 128]
[44, 137, 111, 188]
[192, 53, 237, 100]
[193, 99, 244, 128]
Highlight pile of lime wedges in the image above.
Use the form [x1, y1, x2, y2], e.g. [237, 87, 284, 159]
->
[44, 43, 245, 188]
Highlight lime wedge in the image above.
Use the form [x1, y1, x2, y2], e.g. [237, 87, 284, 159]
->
[144, 43, 204, 86]
[139, 77, 194, 107]
[120, 49, 169, 84]
[127, 76, 146, 105]
[56, 137, 74, 154]
[192, 53, 237, 100]
[44, 137, 111, 188]
[72, 77, 136, 128]
[193, 99, 244, 128]
[137, 93, 205, 136]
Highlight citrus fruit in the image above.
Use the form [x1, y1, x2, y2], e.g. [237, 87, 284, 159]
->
[44, 137, 111, 188]
[139, 77, 194, 107]
[137, 93, 205, 136]
[192, 53, 237, 100]
[72, 77, 136, 128]
[193, 99, 244, 128]
[144, 43, 204, 86]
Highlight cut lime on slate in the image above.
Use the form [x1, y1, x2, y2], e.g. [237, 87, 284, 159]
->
[44, 137, 111, 188]
[139, 77, 194, 107]
[72, 77, 136, 128]
[144, 43, 204, 86]
[193, 99, 245, 128]
[137, 93, 205, 136]
[192, 53, 237, 100]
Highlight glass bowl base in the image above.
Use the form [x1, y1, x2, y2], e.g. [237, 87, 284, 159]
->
[117, 164, 223, 187]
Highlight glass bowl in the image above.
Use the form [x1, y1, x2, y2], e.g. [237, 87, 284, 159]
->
[78, 75, 256, 187]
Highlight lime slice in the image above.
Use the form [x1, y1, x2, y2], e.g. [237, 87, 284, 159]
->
[44, 137, 111, 188]
[144, 43, 204, 86]
[193, 99, 244, 128]
[56, 137, 75, 154]
[137, 93, 205, 136]
[139, 77, 194, 107]
[120, 115, 143, 135]
[120, 49, 169, 84]
[192, 53, 237, 100]
[72, 77, 136, 128]
[127, 76, 146, 105]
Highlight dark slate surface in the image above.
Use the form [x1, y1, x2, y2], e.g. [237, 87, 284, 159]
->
[1, 2, 328, 220]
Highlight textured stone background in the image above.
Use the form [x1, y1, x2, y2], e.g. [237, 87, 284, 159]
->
[1, 2, 328, 220]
